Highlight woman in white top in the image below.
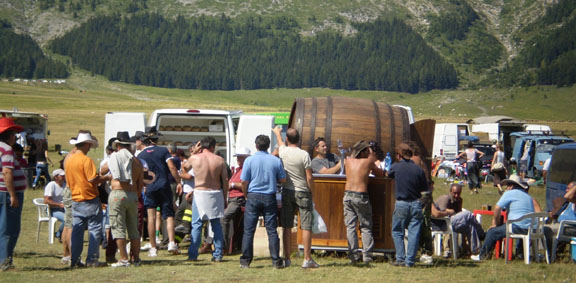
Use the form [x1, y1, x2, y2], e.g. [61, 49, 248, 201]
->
[458, 141, 484, 194]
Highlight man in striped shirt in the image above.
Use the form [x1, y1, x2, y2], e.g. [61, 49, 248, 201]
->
[0, 117, 26, 271]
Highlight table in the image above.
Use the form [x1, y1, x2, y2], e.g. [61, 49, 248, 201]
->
[473, 209, 512, 260]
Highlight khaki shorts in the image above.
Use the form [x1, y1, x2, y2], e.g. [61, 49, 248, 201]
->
[281, 189, 313, 230]
[108, 190, 140, 240]
[63, 186, 73, 228]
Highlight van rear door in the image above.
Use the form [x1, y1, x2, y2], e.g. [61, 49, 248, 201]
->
[236, 115, 275, 155]
[546, 143, 576, 211]
[104, 112, 146, 157]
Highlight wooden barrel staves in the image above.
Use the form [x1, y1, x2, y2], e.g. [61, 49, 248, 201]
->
[289, 96, 411, 157]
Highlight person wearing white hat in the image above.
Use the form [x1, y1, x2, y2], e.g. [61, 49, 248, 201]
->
[64, 130, 111, 268]
[221, 147, 251, 254]
[0, 117, 25, 271]
[471, 175, 549, 261]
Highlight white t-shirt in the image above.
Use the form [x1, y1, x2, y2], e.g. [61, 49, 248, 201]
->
[543, 158, 551, 171]
[44, 181, 64, 204]
[183, 168, 195, 194]
[278, 145, 311, 192]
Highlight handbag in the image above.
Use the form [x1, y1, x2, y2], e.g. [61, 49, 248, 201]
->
[312, 204, 327, 234]
[492, 162, 504, 172]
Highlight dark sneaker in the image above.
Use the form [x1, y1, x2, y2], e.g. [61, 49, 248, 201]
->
[211, 257, 223, 262]
[240, 263, 250, 269]
[390, 261, 405, 267]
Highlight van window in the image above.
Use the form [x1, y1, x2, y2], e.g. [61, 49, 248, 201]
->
[549, 149, 576, 184]
[445, 135, 457, 146]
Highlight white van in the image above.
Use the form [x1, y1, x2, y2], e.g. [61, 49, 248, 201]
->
[432, 123, 470, 159]
[105, 109, 275, 168]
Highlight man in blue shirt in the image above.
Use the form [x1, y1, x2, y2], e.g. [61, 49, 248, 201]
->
[137, 128, 182, 257]
[239, 135, 286, 269]
[472, 175, 535, 261]
[388, 143, 428, 267]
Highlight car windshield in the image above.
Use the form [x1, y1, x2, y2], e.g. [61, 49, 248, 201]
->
[537, 139, 573, 153]
[536, 143, 556, 153]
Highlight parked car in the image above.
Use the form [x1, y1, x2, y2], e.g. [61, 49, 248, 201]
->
[545, 142, 576, 211]
[511, 132, 574, 178]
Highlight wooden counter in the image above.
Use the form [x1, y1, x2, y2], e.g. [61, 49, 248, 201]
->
[297, 174, 396, 252]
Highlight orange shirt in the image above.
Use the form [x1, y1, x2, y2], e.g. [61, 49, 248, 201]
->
[64, 151, 98, 202]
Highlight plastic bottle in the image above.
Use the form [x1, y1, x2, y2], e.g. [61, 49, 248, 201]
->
[384, 152, 392, 172]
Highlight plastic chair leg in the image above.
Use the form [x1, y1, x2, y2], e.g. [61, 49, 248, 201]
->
[451, 232, 458, 260]
[523, 238, 531, 264]
[49, 218, 55, 244]
[37, 222, 41, 243]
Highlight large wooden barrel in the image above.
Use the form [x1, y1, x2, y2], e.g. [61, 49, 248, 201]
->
[289, 97, 411, 157]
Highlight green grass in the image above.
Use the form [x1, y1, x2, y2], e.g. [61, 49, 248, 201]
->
[2, 179, 575, 282]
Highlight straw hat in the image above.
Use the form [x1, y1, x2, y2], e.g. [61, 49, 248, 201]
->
[501, 174, 529, 190]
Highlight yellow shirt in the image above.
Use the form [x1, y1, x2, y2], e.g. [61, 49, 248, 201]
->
[64, 151, 98, 202]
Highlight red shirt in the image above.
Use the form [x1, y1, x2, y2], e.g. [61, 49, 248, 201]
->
[228, 166, 244, 198]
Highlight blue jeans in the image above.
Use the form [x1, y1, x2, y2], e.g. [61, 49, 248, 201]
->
[0, 192, 24, 264]
[188, 198, 224, 260]
[33, 163, 50, 187]
[479, 224, 526, 259]
[392, 200, 423, 266]
[51, 208, 65, 238]
[240, 193, 282, 267]
[71, 198, 102, 266]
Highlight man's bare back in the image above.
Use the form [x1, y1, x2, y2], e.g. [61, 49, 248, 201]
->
[186, 150, 228, 191]
[345, 148, 384, 193]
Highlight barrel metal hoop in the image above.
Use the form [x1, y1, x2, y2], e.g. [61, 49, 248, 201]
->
[325, 96, 333, 151]
[308, 97, 318, 151]
[372, 100, 381, 144]
[400, 108, 410, 141]
[386, 103, 395, 152]
[295, 98, 305, 148]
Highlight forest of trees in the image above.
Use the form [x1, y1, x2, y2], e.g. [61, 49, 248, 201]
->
[0, 21, 69, 79]
[49, 14, 459, 93]
[493, 0, 576, 87]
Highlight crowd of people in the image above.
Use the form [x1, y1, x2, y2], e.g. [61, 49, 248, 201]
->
[1, 115, 576, 272]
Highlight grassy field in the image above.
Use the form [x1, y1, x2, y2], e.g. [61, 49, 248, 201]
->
[1, 72, 576, 281]
[2, 179, 575, 282]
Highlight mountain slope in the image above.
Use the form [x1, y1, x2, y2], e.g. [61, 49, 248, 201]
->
[0, 0, 572, 88]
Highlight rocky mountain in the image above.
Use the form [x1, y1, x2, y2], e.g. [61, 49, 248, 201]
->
[0, 0, 573, 87]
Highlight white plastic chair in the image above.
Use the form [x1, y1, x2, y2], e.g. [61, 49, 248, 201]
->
[33, 198, 58, 244]
[431, 216, 458, 260]
[551, 220, 576, 262]
[505, 212, 550, 264]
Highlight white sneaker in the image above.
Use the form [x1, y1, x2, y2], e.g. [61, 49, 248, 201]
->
[167, 242, 180, 255]
[443, 250, 451, 258]
[61, 256, 71, 265]
[301, 259, 320, 268]
[141, 243, 152, 251]
[148, 248, 158, 257]
[420, 254, 433, 265]
[111, 259, 130, 268]
[470, 254, 481, 261]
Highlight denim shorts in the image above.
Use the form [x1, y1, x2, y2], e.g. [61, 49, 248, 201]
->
[280, 189, 313, 230]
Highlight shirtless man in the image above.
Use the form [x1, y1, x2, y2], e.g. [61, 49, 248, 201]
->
[101, 131, 144, 267]
[343, 140, 384, 264]
[183, 137, 228, 262]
